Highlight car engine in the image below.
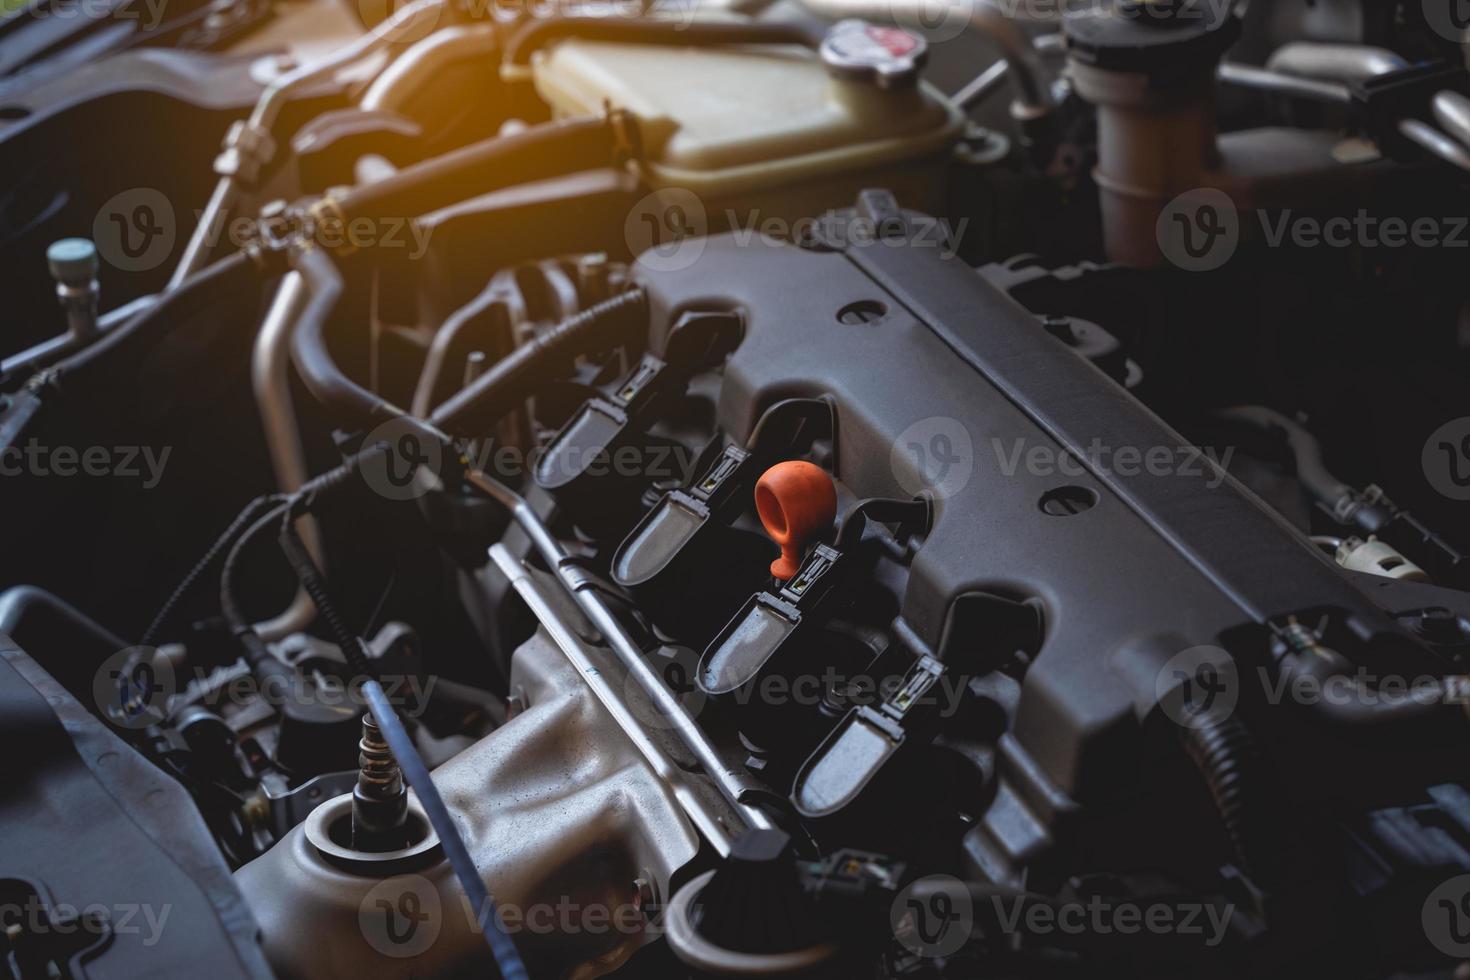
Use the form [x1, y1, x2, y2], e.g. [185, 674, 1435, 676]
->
[3, 0, 1470, 977]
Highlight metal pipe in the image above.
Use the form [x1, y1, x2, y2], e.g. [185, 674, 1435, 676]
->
[467, 470, 776, 837]
[1218, 62, 1354, 104]
[167, 0, 449, 287]
[251, 272, 321, 640]
[491, 545, 737, 855]
[1400, 118, 1470, 173]
[797, 0, 1056, 116]
[1265, 42, 1407, 83]
[2, 295, 154, 378]
[1433, 90, 1470, 152]
[359, 22, 498, 116]
[0, 585, 130, 653]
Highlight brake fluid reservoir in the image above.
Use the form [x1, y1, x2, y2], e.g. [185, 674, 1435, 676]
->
[531, 24, 964, 227]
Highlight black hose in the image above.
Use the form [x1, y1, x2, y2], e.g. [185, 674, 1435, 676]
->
[219, 502, 297, 698]
[0, 585, 130, 653]
[1179, 715, 1269, 882]
[1273, 637, 1453, 726]
[431, 288, 647, 435]
[331, 115, 621, 224]
[1217, 406, 1356, 516]
[50, 252, 260, 390]
[290, 246, 410, 429]
[278, 515, 374, 676]
[504, 16, 819, 68]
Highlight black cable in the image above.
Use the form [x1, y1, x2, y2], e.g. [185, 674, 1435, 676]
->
[141, 494, 284, 647]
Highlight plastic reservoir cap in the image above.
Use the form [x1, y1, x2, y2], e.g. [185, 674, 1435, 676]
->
[47, 238, 98, 285]
[819, 20, 927, 90]
[755, 461, 836, 580]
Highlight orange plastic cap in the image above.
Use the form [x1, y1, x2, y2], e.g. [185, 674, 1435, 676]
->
[755, 461, 837, 580]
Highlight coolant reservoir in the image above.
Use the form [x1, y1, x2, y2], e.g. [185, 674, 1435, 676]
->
[531, 30, 964, 224]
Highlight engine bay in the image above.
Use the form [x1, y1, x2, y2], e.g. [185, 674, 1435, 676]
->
[3, 0, 1470, 977]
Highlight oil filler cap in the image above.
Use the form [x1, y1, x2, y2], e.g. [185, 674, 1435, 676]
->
[820, 20, 927, 89]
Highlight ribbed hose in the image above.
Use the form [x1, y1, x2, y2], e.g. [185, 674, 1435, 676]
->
[266, 457, 529, 978]
[272, 445, 392, 677]
[430, 288, 647, 435]
[1179, 715, 1267, 882]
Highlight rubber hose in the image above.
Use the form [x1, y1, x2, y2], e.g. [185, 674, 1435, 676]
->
[430, 288, 647, 435]
[1179, 715, 1268, 882]
[331, 115, 619, 224]
[289, 246, 406, 429]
